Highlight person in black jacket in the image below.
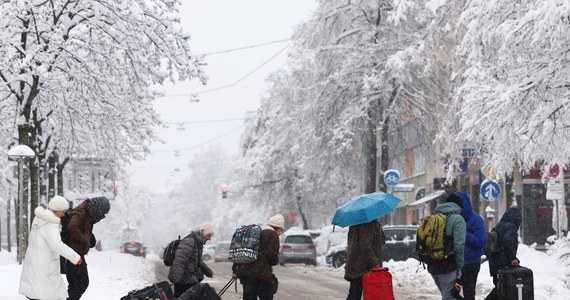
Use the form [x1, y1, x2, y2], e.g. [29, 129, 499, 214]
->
[485, 206, 522, 300]
[168, 223, 214, 297]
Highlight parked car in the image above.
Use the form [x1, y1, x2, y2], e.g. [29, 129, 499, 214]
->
[325, 242, 347, 268]
[214, 241, 231, 262]
[120, 241, 146, 258]
[203, 244, 215, 261]
[314, 225, 348, 256]
[279, 233, 317, 266]
[325, 225, 418, 268]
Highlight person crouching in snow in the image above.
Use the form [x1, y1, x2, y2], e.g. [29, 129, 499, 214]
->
[19, 196, 82, 300]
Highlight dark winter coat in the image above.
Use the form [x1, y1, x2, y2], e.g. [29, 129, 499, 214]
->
[63, 202, 95, 256]
[168, 231, 213, 285]
[489, 207, 522, 277]
[344, 220, 384, 280]
[232, 226, 280, 283]
[457, 192, 487, 265]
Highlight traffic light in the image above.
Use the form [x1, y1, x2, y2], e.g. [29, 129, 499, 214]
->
[221, 184, 228, 199]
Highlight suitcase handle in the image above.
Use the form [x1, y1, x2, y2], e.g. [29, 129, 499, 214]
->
[370, 267, 389, 272]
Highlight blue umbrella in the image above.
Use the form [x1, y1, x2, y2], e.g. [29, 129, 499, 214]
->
[332, 192, 401, 227]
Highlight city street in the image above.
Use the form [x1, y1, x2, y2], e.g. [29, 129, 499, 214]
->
[155, 261, 418, 299]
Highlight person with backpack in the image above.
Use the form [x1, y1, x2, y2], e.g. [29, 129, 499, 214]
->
[344, 218, 385, 300]
[19, 196, 83, 300]
[484, 206, 522, 300]
[424, 193, 466, 300]
[61, 196, 110, 300]
[232, 214, 284, 300]
[455, 192, 487, 300]
[168, 223, 215, 297]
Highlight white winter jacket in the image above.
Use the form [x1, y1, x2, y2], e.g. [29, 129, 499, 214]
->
[19, 206, 81, 300]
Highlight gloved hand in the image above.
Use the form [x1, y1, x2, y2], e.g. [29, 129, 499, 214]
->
[75, 258, 83, 266]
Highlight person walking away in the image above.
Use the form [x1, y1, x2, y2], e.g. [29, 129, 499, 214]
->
[455, 192, 487, 300]
[19, 196, 83, 300]
[232, 214, 284, 300]
[426, 194, 466, 300]
[168, 223, 215, 297]
[484, 206, 522, 300]
[344, 218, 385, 300]
[61, 196, 110, 300]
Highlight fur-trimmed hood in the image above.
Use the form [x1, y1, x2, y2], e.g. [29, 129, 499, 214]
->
[32, 206, 61, 228]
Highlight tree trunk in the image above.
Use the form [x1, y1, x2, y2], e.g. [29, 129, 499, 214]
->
[39, 163, 47, 203]
[378, 82, 400, 192]
[57, 157, 70, 196]
[17, 124, 32, 262]
[363, 111, 378, 194]
[48, 152, 57, 199]
[295, 195, 309, 230]
[7, 196, 12, 252]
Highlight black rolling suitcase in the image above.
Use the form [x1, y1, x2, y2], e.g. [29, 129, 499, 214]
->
[497, 266, 534, 300]
[121, 281, 175, 300]
[177, 278, 236, 300]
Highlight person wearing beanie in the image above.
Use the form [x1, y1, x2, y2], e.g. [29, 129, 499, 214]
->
[19, 196, 82, 300]
[344, 218, 384, 300]
[455, 192, 487, 300]
[232, 214, 285, 299]
[60, 196, 111, 300]
[168, 223, 215, 297]
[426, 193, 466, 300]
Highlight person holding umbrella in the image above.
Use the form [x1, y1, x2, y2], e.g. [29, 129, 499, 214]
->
[344, 218, 385, 299]
[331, 191, 400, 300]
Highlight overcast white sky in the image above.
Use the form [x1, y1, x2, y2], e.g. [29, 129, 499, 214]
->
[126, 1, 316, 191]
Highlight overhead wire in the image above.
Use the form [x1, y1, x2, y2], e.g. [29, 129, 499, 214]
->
[196, 38, 290, 57]
[153, 123, 246, 153]
[163, 43, 291, 98]
[165, 117, 246, 125]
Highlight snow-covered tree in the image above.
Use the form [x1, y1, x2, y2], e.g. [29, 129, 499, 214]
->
[441, 0, 570, 175]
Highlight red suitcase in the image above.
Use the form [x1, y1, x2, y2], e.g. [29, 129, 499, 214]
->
[362, 267, 395, 300]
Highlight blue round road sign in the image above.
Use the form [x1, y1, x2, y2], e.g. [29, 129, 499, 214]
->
[480, 179, 501, 201]
[383, 169, 401, 187]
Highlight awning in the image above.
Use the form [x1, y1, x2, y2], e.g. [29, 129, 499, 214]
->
[407, 190, 446, 207]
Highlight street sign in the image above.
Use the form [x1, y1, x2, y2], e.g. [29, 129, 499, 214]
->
[383, 169, 400, 187]
[546, 180, 564, 200]
[549, 163, 560, 178]
[480, 179, 501, 201]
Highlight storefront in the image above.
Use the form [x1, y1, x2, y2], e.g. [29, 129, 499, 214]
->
[521, 169, 570, 245]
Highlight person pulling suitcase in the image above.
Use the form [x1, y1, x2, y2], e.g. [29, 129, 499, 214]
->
[484, 205, 533, 300]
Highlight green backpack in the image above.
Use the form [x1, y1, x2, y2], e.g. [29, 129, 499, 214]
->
[415, 214, 453, 263]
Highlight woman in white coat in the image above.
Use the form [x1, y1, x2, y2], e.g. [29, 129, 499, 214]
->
[19, 196, 82, 300]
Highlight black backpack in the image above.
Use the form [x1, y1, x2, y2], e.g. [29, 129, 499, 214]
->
[162, 236, 181, 266]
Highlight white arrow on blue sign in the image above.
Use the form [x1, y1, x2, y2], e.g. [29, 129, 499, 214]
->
[383, 169, 401, 187]
[480, 179, 501, 201]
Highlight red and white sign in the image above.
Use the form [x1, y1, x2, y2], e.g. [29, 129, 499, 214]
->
[549, 163, 560, 177]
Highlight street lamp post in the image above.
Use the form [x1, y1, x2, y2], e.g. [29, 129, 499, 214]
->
[8, 145, 35, 264]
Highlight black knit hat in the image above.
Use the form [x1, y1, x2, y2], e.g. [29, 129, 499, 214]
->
[446, 193, 463, 208]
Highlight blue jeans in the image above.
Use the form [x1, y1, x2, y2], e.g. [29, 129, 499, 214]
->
[431, 271, 457, 300]
[346, 277, 363, 300]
